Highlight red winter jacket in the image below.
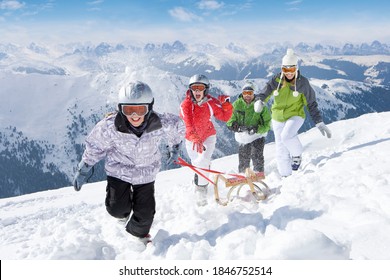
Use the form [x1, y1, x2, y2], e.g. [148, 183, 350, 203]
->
[180, 90, 233, 143]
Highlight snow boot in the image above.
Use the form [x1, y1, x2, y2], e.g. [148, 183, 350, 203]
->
[195, 184, 208, 206]
[194, 174, 208, 206]
[292, 156, 302, 171]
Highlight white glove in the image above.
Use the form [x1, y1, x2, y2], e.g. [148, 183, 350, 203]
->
[316, 122, 332, 138]
[254, 100, 264, 113]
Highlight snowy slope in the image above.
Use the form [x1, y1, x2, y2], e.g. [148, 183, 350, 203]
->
[1, 112, 390, 260]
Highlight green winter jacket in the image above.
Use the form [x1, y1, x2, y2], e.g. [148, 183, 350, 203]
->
[258, 71, 323, 124]
[227, 96, 271, 134]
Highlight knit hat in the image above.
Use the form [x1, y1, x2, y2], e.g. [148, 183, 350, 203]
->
[282, 48, 298, 66]
[242, 81, 256, 92]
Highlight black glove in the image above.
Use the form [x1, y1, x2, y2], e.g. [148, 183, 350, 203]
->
[166, 142, 182, 166]
[73, 160, 92, 191]
[228, 122, 239, 132]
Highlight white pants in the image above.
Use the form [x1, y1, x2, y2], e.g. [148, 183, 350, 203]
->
[272, 117, 304, 177]
[185, 135, 216, 186]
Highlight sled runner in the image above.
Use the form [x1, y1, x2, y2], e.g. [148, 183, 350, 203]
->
[176, 157, 270, 206]
[213, 168, 270, 206]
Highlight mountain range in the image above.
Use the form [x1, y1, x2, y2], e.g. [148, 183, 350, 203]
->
[1, 40, 390, 198]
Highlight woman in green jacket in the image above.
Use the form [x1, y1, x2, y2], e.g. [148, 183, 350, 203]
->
[254, 49, 331, 177]
[227, 82, 271, 173]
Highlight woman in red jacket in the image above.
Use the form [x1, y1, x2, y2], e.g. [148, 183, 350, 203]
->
[180, 74, 233, 206]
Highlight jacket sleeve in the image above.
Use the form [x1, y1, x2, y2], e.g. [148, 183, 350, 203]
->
[82, 118, 111, 166]
[211, 97, 233, 122]
[161, 113, 186, 146]
[258, 74, 280, 102]
[301, 77, 323, 124]
[180, 99, 198, 141]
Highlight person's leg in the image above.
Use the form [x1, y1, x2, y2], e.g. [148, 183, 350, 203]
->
[238, 143, 251, 173]
[272, 120, 292, 177]
[190, 135, 216, 186]
[126, 182, 156, 238]
[251, 137, 265, 172]
[280, 116, 304, 157]
[185, 139, 205, 185]
[105, 176, 132, 219]
[186, 135, 216, 206]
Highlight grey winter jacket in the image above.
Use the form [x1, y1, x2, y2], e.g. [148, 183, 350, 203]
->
[81, 111, 185, 185]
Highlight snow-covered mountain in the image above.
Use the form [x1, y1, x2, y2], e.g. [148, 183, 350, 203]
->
[1, 40, 390, 198]
[1, 112, 390, 260]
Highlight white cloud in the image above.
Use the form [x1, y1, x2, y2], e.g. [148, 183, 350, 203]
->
[0, 0, 25, 10]
[285, 0, 302, 11]
[285, 0, 302, 5]
[198, 0, 224, 10]
[87, 0, 104, 5]
[87, 0, 103, 11]
[169, 7, 199, 22]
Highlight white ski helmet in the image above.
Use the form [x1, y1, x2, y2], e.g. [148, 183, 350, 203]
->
[189, 74, 210, 88]
[118, 81, 154, 105]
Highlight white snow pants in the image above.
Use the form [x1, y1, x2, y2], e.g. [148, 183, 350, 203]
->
[185, 135, 216, 186]
[272, 116, 304, 177]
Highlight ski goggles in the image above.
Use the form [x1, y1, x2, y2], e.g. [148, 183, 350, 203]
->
[120, 104, 149, 117]
[190, 84, 206, 92]
[282, 66, 297, 73]
[242, 90, 254, 96]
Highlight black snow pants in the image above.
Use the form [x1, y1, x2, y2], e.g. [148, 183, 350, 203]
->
[238, 137, 265, 173]
[105, 176, 156, 238]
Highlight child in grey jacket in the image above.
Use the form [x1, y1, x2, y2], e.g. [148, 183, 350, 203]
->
[73, 81, 185, 242]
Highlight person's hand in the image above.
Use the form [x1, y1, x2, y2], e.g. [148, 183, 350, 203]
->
[193, 142, 205, 153]
[221, 101, 232, 111]
[218, 95, 232, 111]
[316, 122, 332, 138]
[73, 160, 92, 191]
[229, 122, 239, 132]
[254, 100, 264, 113]
[188, 134, 205, 154]
[166, 142, 182, 166]
[248, 126, 257, 135]
[218, 95, 230, 103]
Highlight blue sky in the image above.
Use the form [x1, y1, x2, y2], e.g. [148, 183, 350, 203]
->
[1, 0, 390, 45]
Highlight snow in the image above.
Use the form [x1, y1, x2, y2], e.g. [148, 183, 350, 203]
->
[1, 112, 390, 278]
[1, 111, 390, 261]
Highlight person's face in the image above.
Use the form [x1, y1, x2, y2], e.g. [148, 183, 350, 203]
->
[190, 84, 206, 102]
[242, 90, 254, 103]
[282, 65, 297, 80]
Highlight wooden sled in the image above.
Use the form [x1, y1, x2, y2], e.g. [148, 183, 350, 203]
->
[213, 168, 270, 206]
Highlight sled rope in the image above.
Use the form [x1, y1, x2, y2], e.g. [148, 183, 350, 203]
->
[176, 157, 216, 186]
[176, 157, 246, 180]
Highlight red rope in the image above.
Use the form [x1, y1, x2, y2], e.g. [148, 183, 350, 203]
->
[175, 157, 246, 180]
[176, 157, 216, 186]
